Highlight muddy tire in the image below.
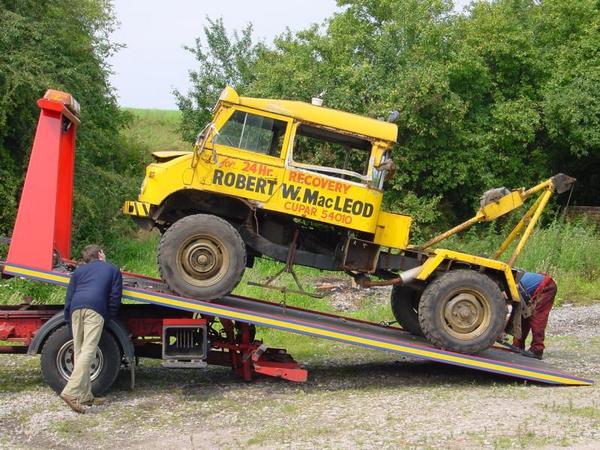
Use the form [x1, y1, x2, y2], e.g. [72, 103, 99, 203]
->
[418, 270, 507, 354]
[390, 285, 423, 336]
[158, 214, 246, 300]
[40, 325, 121, 395]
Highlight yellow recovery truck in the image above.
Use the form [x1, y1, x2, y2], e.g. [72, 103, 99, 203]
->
[124, 86, 574, 355]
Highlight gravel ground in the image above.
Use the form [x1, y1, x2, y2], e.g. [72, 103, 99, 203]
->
[547, 303, 600, 339]
[1, 303, 600, 450]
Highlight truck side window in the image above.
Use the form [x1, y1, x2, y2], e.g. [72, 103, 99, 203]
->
[292, 125, 371, 180]
[215, 110, 287, 157]
[372, 151, 390, 190]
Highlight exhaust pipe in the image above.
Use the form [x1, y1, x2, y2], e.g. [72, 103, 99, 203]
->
[358, 265, 424, 288]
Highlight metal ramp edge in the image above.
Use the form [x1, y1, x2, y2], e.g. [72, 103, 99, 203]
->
[2, 263, 593, 386]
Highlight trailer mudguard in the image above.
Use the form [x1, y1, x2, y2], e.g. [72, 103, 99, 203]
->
[27, 312, 136, 389]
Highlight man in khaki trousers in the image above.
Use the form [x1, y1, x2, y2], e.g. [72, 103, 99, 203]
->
[60, 245, 122, 413]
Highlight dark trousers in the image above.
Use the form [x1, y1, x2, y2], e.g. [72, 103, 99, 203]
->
[513, 278, 557, 352]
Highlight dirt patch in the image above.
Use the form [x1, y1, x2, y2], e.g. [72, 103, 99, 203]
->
[547, 303, 600, 340]
[315, 278, 391, 312]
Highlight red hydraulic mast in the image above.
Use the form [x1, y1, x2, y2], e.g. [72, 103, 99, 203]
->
[6, 90, 80, 270]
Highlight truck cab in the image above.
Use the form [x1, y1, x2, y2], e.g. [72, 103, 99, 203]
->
[125, 86, 412, 300]
[129, 86, 410, 242]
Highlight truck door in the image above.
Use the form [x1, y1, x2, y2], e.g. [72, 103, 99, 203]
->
[280, 123, 384, 233]
[200, 106, 292, 203]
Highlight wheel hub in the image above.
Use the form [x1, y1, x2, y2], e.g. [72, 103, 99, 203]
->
[177, 235, 230, 287]
[183, 241, 220, 275]
[56, 340, 104, 381]
[441, 291, 490, 339]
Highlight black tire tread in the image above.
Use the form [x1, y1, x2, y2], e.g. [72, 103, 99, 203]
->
[40, 325, 121, 395]
[390, 285, 423, 336]
[158, 214, 246, 300]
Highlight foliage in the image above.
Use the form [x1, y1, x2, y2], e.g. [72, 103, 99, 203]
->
[173, 17, 259, 143]
[0, 0, 142, 249]
[541, 22, 600, 204]
[3, 217, 598, 307]
[384, 191, 443, 241]
[178, 0, 600, 223]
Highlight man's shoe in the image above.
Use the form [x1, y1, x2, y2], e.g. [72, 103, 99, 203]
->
[81, 397, 106, 406]
[60, 394, 86, 414]
[528, 348, 544, 360]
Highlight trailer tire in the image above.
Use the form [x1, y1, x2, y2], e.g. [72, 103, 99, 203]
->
[40, 325, 121, 395]
[158, 214, 246, 300]
[418, 270, 507, 354]
[390, 285, 423, 336]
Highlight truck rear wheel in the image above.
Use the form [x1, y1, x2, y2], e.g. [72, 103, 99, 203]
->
[158, 214, 246, 300]
[40, 325, 121, 395]
[418, 270, 506, 354]
[390, 285, 423, 336]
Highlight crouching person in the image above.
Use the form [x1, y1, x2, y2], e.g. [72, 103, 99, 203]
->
[60, 245, 123, 413]
[513, 272, 557, 360]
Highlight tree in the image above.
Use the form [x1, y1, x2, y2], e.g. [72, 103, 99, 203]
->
[178, 0, 600, 231]
[542, 23, 600, 204]
[0, 0, 142, 246]
[174, 18, 259, 142]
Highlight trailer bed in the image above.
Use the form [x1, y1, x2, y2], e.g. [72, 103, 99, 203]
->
[2, 262, 592, 386]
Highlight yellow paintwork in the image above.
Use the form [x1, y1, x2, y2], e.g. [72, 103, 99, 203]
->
[219, 86, 398, 142]
[152, 150, 192, 159]
[412, 176, 567, 297]
[416, 249, 520, 301]
[374, 211, 412, 248]
[494, 194, 546, 259]
[123, 87, 559, 304]
[480, 191, 524, 221]
[123, 200, 150, 217]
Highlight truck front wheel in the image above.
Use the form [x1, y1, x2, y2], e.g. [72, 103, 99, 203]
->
[418, 270, 507, 354]
[158, 214, 246, 300]
[40, 325, 121, 395]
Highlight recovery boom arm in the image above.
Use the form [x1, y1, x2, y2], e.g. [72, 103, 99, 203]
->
[418, 174, 575, 267]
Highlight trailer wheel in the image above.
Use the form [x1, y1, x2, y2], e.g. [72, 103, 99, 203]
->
[40, 325, 121, 395]
[390, 285, 423, 336]
[418, 270, 507, 354]
[158, 214, 246, 300]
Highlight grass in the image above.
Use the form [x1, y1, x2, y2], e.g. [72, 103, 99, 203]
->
[122, 108, 190, 154]
[1, 219, 598, 357]
[8, 218, 596, 305]
[489, 431, 553, 449]
[545, 400, 600, 425]
[4, 110, 600, 449]
[1, 107, 598, 360]
[1, 305, 599, 449]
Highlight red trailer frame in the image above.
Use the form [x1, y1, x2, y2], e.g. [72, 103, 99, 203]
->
[0, 301, 307, 385]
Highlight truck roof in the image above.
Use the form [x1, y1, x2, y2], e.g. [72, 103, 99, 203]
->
[218, 86, 398, 143]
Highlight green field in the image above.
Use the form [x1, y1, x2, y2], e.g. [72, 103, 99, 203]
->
[122, 108, 190, 154]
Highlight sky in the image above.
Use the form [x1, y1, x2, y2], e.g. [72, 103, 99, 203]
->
[109, 0, 470, 110]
